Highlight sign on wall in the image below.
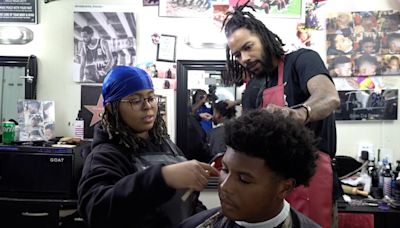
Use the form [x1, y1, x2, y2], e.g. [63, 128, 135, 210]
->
[335, 89, 398, 121]
[0, 0, 38, 24]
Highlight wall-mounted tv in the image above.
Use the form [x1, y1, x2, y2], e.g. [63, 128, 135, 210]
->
[335, 89, 398, 120]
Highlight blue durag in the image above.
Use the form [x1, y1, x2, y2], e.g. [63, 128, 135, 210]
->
[102, 66, 154, 106]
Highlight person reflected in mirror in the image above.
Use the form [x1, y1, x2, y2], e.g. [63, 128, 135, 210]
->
[207, 101, 236, 156]
[225, 71, 264, 113]
[186, 112, 214, 163]
[78, 66, 219, 228]
[191, 89, 213, 133]
[220, 2, 340, 227]
[180, 110, 320, 228]
[185, 89, 214, 163]
[79, 25, 114, 83]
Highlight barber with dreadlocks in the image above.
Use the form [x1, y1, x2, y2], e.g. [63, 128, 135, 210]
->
[220, 2, 341, 228]
[78, 66, 219, 228]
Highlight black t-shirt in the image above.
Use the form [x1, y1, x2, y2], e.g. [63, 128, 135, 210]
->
[257, 48, 337, 158]
[242, 77, 264, 111]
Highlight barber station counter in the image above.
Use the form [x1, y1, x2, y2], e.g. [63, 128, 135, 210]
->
[337, 199, 400, 228]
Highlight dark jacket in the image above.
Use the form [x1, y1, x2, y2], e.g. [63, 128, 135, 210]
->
[179, 207, 321, 228]
[78, 124, 205, 228]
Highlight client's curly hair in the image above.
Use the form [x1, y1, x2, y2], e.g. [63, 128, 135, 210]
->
[224, 109, 318, 186]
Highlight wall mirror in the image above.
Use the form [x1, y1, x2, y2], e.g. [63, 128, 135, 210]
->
[0, 56, 37, 123]
[176, 60, 242, 175]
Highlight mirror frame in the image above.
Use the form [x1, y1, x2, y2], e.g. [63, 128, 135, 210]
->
[0, 56, 37, 99]
[176, 60, 226, 160]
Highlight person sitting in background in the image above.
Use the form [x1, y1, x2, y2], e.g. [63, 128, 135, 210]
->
[180, 109, 320, 228]
[78, 66, 218, 228]
[207, 101, 236, 156]
[191, 89, 213, 133]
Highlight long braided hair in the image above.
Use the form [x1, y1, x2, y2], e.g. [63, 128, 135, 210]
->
[221, 0, 286, 85]
[100, 100, 168, 152]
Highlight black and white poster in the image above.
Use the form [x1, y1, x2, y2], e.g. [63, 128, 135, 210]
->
[73, 4, 136, 83]
[0, 0, 37, 24]
[335, 89, 398, 121]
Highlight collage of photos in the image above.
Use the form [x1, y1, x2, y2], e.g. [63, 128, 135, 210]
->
[159, 0, 302, 18]
[326, 10, 400, 77]
[17, 100, 55, 141]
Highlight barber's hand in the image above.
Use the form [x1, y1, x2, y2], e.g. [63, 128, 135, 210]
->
[162, 160, 220, 191]
[199, 112, 212, 120]
[264, 104, 307, 124]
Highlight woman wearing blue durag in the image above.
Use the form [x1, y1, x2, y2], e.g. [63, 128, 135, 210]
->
[78, 66, 219, 228]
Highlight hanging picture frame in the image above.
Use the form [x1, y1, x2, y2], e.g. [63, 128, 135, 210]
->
[157, 34, 177, 62]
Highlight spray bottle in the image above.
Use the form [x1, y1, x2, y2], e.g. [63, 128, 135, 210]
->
[74, 110, 84, 139]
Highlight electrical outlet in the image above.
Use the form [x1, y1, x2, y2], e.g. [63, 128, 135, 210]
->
[358, 143, 374, 161]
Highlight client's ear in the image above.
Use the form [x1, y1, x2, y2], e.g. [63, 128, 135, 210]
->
[278, 178, 296, 199]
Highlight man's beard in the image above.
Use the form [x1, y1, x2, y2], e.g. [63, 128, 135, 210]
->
[252, 57, 275, 79]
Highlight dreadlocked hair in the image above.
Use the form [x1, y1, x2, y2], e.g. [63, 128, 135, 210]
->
[223, 49, 246, 86]
[222, 0, 285, 84]
[101, 100, 168, 152]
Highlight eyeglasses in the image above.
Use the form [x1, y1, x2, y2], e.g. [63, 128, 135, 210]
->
[120, 96, 158, 110]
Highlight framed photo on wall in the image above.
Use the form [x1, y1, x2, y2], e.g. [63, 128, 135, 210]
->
[335, 89, 398, 121]
[158, 0, 302, 18]
[326, 10, 400, 77]
[73, 4, 136, 83]
[157, 34, 177, 62]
